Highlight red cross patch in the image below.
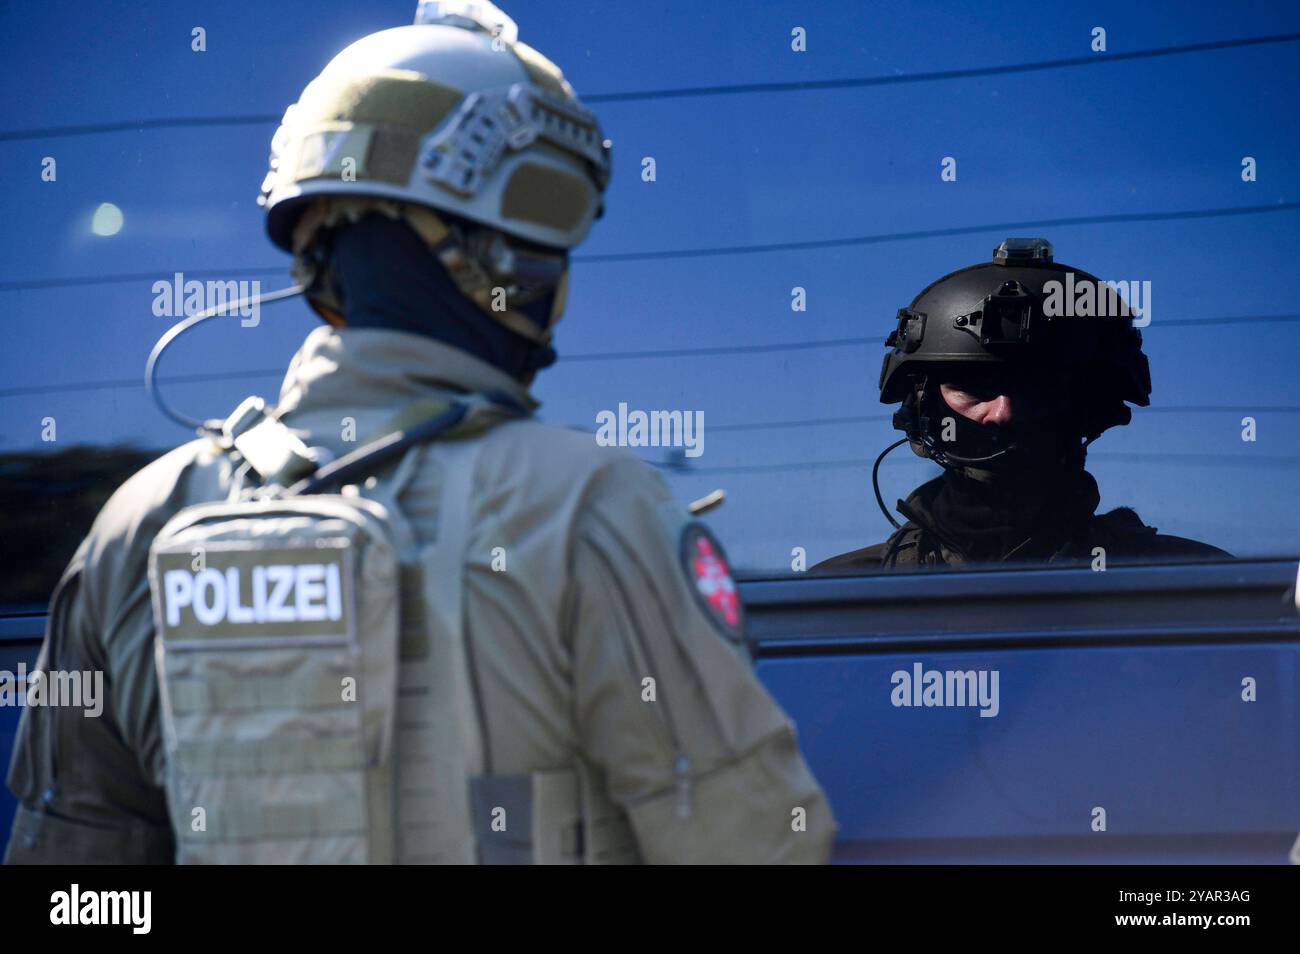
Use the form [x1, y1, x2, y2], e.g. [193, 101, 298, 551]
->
[680, 523, 743, 641]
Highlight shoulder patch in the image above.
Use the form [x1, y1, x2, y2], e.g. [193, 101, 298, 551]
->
[680, 522, 743, 641]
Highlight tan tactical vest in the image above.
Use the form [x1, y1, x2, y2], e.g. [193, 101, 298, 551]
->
[147, 395, 637, 863]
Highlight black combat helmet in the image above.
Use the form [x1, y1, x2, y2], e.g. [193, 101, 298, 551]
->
[879, 238, 1152, 472]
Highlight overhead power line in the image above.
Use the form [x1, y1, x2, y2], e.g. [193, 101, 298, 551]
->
[3, 314, 1300, 400]
[655, 450, 1300, 476]
[4, 202, 1298, 293]
[575, 202, 1300, 263]
[573, 406, 1300, 439]
[0, 115, 277, 143]
[559, 337, 873, 362]
[585, 33, 1300, 103]
[708, 415, 891, 433]
[1155, 313, 1300, 328]
[0, 367, 282, 399]
[0, 267, 285, 293]
[4, 32, 1298, 141]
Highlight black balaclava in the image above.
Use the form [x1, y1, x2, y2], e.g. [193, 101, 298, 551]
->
[325, 212, 559, 380]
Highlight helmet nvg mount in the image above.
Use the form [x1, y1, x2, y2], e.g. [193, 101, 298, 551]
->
[879, 238, 1152, 476]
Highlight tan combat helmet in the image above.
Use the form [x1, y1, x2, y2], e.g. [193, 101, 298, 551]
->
[258, 0, 611, 341]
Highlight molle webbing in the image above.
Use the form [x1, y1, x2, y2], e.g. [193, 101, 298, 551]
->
[148, 393, 634, 863]
[149, 496, 402, 864]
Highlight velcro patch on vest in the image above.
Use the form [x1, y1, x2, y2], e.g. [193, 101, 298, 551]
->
[679, 523, 743, 642]
[151, 542, 354, 642]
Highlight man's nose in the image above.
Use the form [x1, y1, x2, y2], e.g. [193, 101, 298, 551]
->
[975, 394, 1014, 425]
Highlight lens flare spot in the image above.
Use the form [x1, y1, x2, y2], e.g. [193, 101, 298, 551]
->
[91, 202, 124, 236]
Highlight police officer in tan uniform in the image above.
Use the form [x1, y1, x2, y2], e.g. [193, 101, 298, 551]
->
[5, 1, 833, 864]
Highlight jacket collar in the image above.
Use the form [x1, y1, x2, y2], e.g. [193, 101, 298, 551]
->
[274, 326, 539, 419]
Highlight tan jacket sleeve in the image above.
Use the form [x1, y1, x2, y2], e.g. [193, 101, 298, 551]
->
[4, 540, 174, 863]
[4, 445, 218, 864]
[566, 456, 836, 863]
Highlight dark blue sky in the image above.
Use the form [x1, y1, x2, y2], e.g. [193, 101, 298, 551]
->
[2, 0, 1298, 566]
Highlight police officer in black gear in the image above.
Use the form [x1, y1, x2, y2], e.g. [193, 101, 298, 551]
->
[818, 238, 1228, 571]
